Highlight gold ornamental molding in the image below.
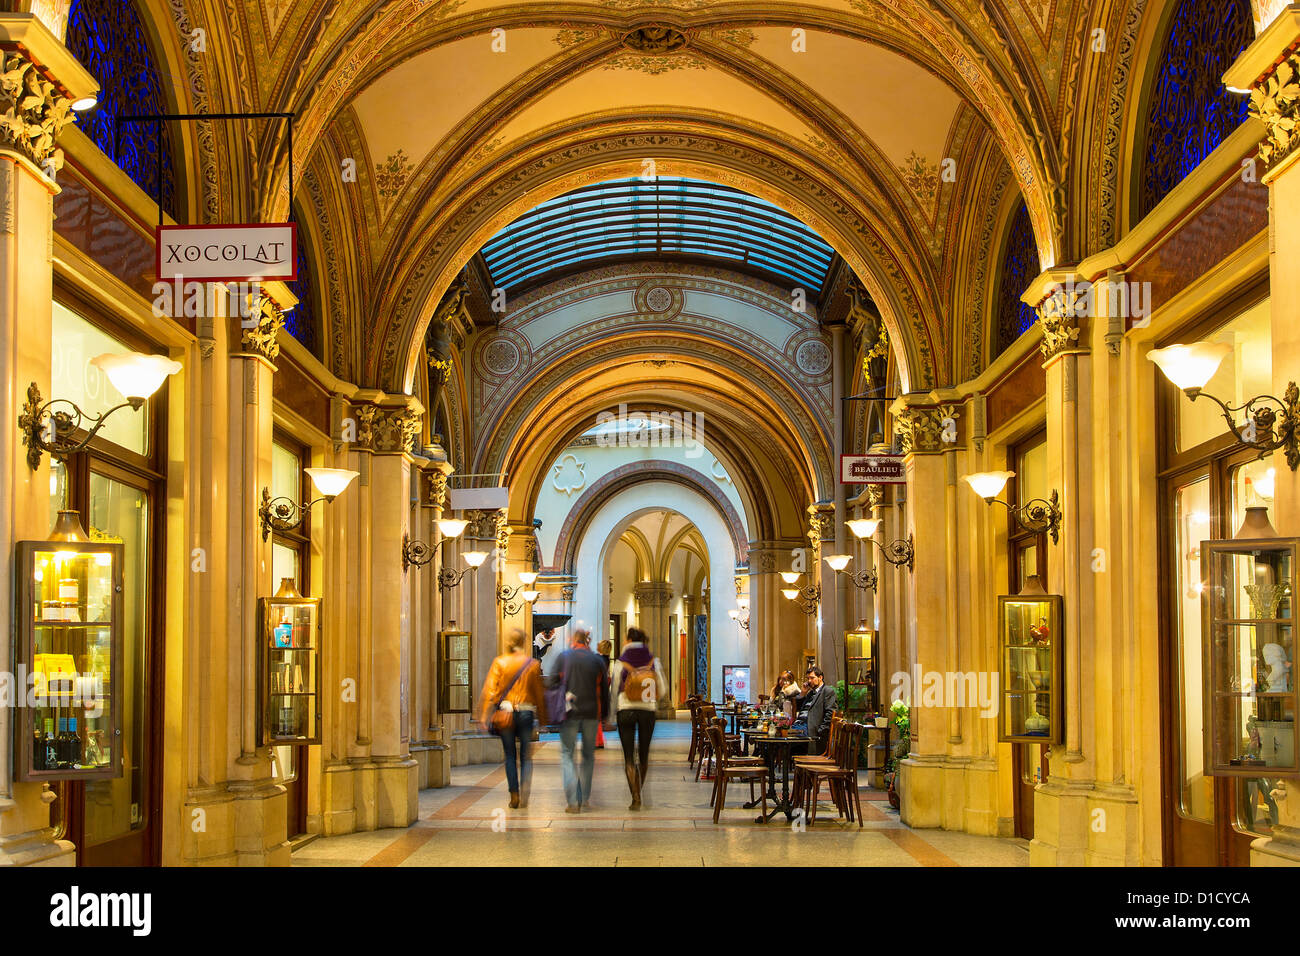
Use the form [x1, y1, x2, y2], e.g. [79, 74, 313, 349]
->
[1035, 287, 1086, 362]
[424, 470, 448, 509]
[0, 14, 96, 172]
[1249, 53, 1300, 173]
[349, 399, 423, 454]
[239, 293, 285, 363]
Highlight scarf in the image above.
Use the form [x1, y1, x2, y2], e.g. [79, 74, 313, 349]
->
[617, 642, 654, 693]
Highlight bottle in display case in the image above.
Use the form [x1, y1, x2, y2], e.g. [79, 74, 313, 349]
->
[1201, 508, 1298, 777]
[998, 575, 1064, 744]
[258, 578, 321, 746]
[843, 622, 878, 717]
[14, 511, 122, 781]
[438, 630, 473, 715]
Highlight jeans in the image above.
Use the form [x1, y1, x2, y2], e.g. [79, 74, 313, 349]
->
[616, 709, 656, 770]
[498, 710, 535, 794]
[559, 717, 598, 806]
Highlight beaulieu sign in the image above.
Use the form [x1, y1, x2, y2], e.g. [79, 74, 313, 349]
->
[155, 223, 297, 283]
[840, 454, 906, 484]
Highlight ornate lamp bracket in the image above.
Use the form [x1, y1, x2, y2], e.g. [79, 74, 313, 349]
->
[19, 382, 142, 471]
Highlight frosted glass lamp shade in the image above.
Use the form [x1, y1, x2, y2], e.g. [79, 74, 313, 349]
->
[517, 571, 539, 586]
[728, 609, 740, 620]
[462, 551, 489, 568]
[90, 352, 181, 401]
[847, 518, 880, 539]
[305, 467, 359, 499]
[963, 471, 1015, 501]
[522, 590, 540, 603]
[437, 518, 468, 538]
[781, 589, 799, 601]
[824, 554, 852, 572]
[736, 596, 750, 610]
[780, 571, 800, 585]
[1147, 342, 1232, 392]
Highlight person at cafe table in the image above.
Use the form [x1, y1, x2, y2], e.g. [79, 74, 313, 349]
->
[798, 667, 835, 753]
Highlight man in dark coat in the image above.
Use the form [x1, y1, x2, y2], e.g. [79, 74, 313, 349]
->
[800, 666, 836, 755]
[549, 630, 609, 812]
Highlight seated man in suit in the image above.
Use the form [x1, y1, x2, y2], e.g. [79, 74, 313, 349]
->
[800, 667, 836, 754]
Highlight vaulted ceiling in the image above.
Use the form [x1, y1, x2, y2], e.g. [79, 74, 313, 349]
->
[128, 0, 1195, 389]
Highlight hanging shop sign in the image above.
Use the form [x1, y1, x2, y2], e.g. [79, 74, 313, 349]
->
[840, 454, 906, 484]
[155, 223, 297, 283]
[449, 486, 509, 511]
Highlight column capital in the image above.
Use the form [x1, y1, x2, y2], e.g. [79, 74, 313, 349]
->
[633, 581, 673, 606]
[236, 291, 285, 363]
[891, 399, 961, 454]
[1226, 7, 1300, 180]
[0, 14, 97, 173]
[348, 392, 424, 455]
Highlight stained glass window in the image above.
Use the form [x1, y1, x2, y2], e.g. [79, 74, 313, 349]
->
[481, 177, 836, 297]
[1139, 0, 1253, 219]
[993, 200, 1040, 359]
[283, 219, 320, 357]
[66, 0, 178, 219]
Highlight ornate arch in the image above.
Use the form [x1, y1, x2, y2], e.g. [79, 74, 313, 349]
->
[551, 461, 748, 574]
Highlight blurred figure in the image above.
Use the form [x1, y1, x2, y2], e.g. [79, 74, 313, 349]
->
[479, 628, 548, 809]
[610, 627, 668, 810]
[595, 638, 614, 749]
[549, 629, 609, 812]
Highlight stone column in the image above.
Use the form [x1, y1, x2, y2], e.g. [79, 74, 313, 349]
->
[893, 399, 958, 829]
[0, 16, 94, 865]
[808, 502, 838, 683]
[1227, 13, 1300, 866]
[634, 581, 674, 711]
[415, 455, 453, 788]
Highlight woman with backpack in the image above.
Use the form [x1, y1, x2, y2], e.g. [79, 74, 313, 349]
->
[479, 628, 548, 809]
[609, 627, 668, 810]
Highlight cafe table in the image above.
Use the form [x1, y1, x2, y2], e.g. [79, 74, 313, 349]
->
[744, 733, 811, 822]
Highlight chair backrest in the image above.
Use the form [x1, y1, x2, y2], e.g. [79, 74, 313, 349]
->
[705, 719, 728, 770]
[839, 722, 865, 770]
[821, 713, 843, 759]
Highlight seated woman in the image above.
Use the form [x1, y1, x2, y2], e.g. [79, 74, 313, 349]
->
[773, 669, 802, 720]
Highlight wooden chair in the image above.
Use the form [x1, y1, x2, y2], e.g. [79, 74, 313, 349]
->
[800, 722, 865, 828]
[695, 703, 743, 780]
[686, 696, 704, 766]
[791, 714, 844, 804]
[706, 721, 769, 824]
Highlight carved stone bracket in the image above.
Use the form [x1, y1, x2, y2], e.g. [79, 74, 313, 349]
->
[423, 470, 448, 509]
[1036, 286, 1087, 361]
[634, 581, 674, 607]
[0, 48, 73, 171]
[894, 404, 960, 454]
[239, 292, 284, 362]
[867, 483, 885, 510]
[494, 510, 510, 553]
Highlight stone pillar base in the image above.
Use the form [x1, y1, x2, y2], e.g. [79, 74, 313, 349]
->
[319, 758, 418, 835]
[0, 830, 75, 866]
[412, 743, 452, 788]
[451, 731, 499, 766]
[899, 755, 1001, 835]
[1250, 828, 1300, 866]
[1028, 780, 1139, 867]
[182, 783, 291, 866]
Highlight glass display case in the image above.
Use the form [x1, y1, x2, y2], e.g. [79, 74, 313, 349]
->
[998, 577, 1063, 744]
[844, 624, 878, 718]
[1201, 515, 1297, 777]
[258, 578, 321, 746]
[438, 629, 472, 714]
[15, 512, 123, 781]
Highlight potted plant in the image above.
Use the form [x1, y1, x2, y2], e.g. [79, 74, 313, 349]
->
[883, 699, 910, 810]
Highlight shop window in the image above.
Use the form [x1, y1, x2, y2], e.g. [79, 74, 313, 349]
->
[1173, 476, 1213, 823]
[52, 302, 149, 456]
[1138, 0, 1253, 220]
[1176, 299, 1272, 453]
[992, 200, 1040, 361]
[66, 0, 178, 218]
[1008, 432, 1050, 795]
[270, 437, 310, 594]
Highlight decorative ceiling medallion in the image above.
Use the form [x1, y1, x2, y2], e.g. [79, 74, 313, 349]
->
[635, 282, 684, 320]
[475, 328, 530, 379]
[789, 331, 833, 381]
[621, 25, 689, 55]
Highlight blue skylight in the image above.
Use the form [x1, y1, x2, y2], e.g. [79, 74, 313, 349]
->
[480, 178, 836, 296]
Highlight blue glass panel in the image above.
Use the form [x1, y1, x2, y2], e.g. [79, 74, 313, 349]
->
[66, 0, 178, 218]
[1140, 0, 1253, 218]
[994, 200, 1040, 359]
[283, 218, 320, 357]
[480, 177, 835, 295]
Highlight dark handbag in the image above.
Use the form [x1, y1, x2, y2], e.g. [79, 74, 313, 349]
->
[545, 653, 571, 724]
[486, 658, 535, 734]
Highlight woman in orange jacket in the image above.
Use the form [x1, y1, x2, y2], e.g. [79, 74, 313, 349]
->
[479, 629, 548, 808]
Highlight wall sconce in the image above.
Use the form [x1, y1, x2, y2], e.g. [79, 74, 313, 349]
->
[728, 596, 751, 632]
[498, 570, 540, 616]
[403, 517, 469, 572]
[962, 472, 1061, 544]
[259, 468, 359, 541]
[439, 549, 488, 590]
[19, 353, 181, 470]
[1148, 342, 1300, 470]
[823, 553, 878, 593]
[846, 518, 915, 571]
[780, 572, 820, 615]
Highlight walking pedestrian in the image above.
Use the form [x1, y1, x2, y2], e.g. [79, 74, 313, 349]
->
[609, 627, 668, 810]
[479, 628, 548, 809]
[548, 629, 609, 812]
[595, 638, 614, 749]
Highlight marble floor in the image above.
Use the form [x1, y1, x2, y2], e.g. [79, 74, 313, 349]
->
[293, 718, 1028, 867]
